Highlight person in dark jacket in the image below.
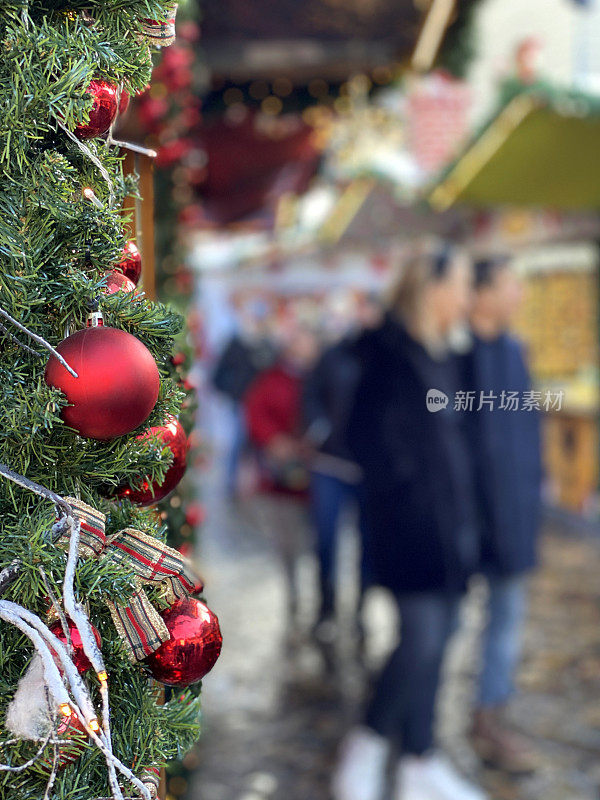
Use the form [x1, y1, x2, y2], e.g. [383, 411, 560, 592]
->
[302, 294, 382, 635]
[333, 245, 487, 800]
[212, 323, 276, 498]
[461, 257, 542, 774]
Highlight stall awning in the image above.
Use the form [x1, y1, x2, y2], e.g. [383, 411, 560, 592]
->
[428, 86, 600, 211]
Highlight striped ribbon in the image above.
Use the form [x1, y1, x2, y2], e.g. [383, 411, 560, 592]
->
[140, 3, 178, 48]
[60, 498, 204, 662]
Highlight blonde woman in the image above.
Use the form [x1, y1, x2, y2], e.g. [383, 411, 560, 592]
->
[333, 244, 487, 800]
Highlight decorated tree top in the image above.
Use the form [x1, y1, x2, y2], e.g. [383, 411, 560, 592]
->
[0, 3, 220, 799]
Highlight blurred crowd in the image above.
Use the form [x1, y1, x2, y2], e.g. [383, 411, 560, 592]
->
[209, 244, 542, 800]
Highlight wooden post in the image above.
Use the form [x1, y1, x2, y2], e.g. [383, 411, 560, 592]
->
[121, 151, 157, 301]
[121, 149, 165, 800]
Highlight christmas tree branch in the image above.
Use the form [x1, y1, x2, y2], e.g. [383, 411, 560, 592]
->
[0, 560, 22, 596]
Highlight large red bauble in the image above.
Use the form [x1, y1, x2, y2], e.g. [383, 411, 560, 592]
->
[74, 80, 119, 140]
[143, 598, 222, 687]
[44, 326, 160, 440]
[116, 415, 187, 505]
[49, 619, 102, 674]
[118, 241, 142, 285]
[104, 270, 136, 295]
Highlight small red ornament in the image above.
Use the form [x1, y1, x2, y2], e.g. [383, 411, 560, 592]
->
[104, 270, 136, 295]
[74, 80, 119, 140]
[44, 326, 160, 440]
[184, 502, 205, 527]
[49, 619, 102, 674]
[38, 711, 88, 775]
[118, 241, 143, 285]
[143, 598, 221, 687]
[116, 415, 187, 505]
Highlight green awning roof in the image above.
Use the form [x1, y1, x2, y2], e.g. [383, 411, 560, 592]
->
[428, 84, 600, 211]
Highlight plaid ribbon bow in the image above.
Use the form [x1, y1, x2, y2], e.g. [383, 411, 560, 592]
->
[61, 498, 204, 662]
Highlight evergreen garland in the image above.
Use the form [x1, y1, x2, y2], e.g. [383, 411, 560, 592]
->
[0, 4, 204, 799]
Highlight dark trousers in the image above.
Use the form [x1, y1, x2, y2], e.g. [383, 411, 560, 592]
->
[366, 592, 461, 754]
[309, 471, 368, 618]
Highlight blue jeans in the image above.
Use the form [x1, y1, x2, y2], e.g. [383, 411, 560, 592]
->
[226, 402, 246, 496]
[309, 471, 367, 618]
[366, 592, 461, 754]
[478, 573, 528, 707]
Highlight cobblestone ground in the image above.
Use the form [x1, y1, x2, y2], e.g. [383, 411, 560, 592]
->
[186, 471, 600, 800]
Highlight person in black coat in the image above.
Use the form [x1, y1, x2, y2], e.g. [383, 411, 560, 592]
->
[461, 257, 542, 774]
[302, 294, 382, 634]
[212, 327, 276, 497]
[333, 245, 487, 800]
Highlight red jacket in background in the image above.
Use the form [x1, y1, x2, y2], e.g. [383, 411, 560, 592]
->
[245, 364, 302, 447]
[244, 364, 308, 495]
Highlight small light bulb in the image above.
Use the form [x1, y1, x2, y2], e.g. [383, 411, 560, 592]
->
[59, 703, 72, 718]
[89, 718, 100, 732]
[97, 670, 108, 683]
[82, 187, 103, 209]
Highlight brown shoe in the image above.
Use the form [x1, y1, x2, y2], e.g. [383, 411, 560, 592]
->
[470, 708, 539, 775]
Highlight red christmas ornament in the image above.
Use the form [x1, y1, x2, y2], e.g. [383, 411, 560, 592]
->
[143, 598, 222, 687]
[44, 326, 160, 440]
[49, 619, 102, 674]
[74, 80, 119, 140]
[118, 241, 143, 285]
[184, 502, 205, 527]
[116, 415, 187, 505]
[104, 270, 136, 295]
[39, 711, 88, 774]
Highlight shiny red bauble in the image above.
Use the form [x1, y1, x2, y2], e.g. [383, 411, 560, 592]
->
[118, 241, 142, 285]
[74, 80, 119, 139]
[104, 270, 136, 295]
[143, 598, 222, 687]
[44, 326, 160, 440]
[116, 415, 187, 505]
[49, 619, 102, 674]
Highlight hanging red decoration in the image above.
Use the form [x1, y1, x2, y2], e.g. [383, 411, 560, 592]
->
[49, 619, 102, 674]
[143, 598, 222, 687]
[44, 326, 160, 440]
[104, 270, 136, 295]
[116, 415, 188, 505]
[74, 79, 119, 140]
[39, 711, 88, 774]
[117, 241, 143, 285]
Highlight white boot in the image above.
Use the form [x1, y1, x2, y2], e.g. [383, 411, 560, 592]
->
[396, 752, 488, 800]
[331, 726, 389, 800]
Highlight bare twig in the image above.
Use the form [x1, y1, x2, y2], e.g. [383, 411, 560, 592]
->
[0, 321, 41, 356]
[52, 117, 116, 207]
[39, 565, 71, 651]
[106, 136, 157, 159]
[0, 463, 73, 518]
[0, 306, 78, 378]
